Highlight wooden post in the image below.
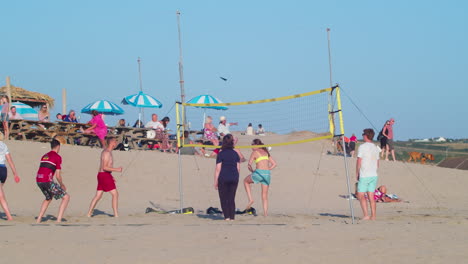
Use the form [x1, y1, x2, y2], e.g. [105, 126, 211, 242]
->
[6, 76, 12, 103]
[62, 88, 67, 114]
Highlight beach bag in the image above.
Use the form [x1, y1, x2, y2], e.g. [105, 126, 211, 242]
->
[377, 130, 383, 141]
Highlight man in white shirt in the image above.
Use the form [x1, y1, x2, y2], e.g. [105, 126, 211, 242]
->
[217, 116, 237, 137]
[8, 106, 22, 120]
[145, 114, 164, 130]
[356, 128, 381, 220]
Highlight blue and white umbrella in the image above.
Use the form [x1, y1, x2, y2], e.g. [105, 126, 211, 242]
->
[12, 102, 38, 119]
[186, 94, 228, 129]
[122, 91, 163, 123]
[186, 94, 228, 110]
[81, 100, 125, 115]
[122, 91, 163, 108]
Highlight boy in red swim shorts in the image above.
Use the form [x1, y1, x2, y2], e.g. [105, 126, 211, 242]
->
[36, 139, 70, 223]
[87, 137, 123, 217]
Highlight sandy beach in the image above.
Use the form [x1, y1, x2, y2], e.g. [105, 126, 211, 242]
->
[1, 134, 468, 264]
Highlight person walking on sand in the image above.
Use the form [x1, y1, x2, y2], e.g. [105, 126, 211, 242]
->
[214, 134, 240, 221]
[356, 128, 381, 220]
[1, 96, 10, 140]
[382, 118, 396, 161]
[0, 132, 20, 220]
[87, 136, 123, 217]
[36, 139, 70, 223]
[243, 139, 277, 217]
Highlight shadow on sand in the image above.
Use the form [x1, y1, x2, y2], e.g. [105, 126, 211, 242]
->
[90, 209, 114, 217]
[195, 214, 224, 220]
[319, 213, 350, 219]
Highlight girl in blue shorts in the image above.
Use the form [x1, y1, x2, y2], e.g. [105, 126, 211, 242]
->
[243, 139, 277, 217]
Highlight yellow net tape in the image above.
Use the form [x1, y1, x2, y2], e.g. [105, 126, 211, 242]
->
[182, 134, 334, 149]
[183, 88, 332, 107]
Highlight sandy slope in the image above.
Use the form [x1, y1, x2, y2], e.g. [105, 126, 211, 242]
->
[1, 135, 468, 264]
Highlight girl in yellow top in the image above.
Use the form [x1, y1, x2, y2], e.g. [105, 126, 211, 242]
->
[243, 139, 277, 216]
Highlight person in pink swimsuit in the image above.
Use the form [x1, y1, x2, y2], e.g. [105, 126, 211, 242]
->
[85, 110, 108, 148]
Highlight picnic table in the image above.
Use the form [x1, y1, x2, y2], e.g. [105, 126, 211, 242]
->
[6, 120, 176, 150]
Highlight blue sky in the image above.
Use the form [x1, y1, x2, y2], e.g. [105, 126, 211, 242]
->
[1, 0, 467, 140]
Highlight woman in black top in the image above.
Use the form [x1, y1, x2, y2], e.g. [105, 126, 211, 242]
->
[380, 120, 390, 158]
[214, 134, 240, 220]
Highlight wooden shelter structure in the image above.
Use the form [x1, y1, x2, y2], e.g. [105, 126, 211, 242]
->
[0, 84, 55, 107]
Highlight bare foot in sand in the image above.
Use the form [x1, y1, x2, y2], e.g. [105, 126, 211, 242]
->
[362, 216, 371, 220]
[370, 216, 376, 220]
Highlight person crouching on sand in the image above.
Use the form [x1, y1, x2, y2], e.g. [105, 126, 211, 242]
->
[243, 139, 277, 217]
[87, 136, 123, 217]
[36, 139, 70, 223]
[0, 132, 20, 220]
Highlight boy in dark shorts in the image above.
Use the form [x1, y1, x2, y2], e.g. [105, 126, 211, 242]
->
[87, 137, 123, 217]
[36, 139, 70, 223]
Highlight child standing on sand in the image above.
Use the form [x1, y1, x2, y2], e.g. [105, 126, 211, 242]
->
[36, 139, 70, 223]
[356, 128, 381, 220]
[87, 137, 123, 217]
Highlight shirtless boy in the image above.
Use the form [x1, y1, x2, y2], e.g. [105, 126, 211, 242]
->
[87, 137, 123, 217]
[36, 139, 70, 223]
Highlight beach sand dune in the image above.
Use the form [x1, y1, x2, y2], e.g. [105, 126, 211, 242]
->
[1, 138, 468, 263]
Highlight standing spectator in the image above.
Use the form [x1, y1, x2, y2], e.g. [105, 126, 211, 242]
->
[214, 134, 240, 221]
[356, 128, 381, 220]
[379, 120, 390, 159]
[1, 96, 10, 139]
[63, 110, 78, 123]
[38, 104, 50, 122]
[8, 106, 22, 120]
[84, 110, 108, 148]
[349, 133, 357, 157]
[246, 123, 254, 135]
[382, 118, 396, 161]
[217, 116, 237, 137]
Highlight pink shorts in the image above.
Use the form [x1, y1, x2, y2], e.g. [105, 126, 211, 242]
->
[97, 172, 116, 192]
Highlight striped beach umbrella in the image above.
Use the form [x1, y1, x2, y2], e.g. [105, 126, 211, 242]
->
[186, 94, 228, 129]
[81, 100, 124, 115]
[122, 91, 163, 108]
[186, 94, 228, 110]
[11, 102, 38, 119]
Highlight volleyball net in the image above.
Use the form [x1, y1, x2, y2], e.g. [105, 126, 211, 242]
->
[175, 85, 345, 149]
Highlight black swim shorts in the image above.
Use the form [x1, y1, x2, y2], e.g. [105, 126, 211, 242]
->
[37, 181, 67, 200]
[0, 166, 6, 184]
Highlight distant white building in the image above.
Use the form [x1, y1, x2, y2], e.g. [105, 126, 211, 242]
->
[414, 138, 430, 142]
[435, 137, 447, 142]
